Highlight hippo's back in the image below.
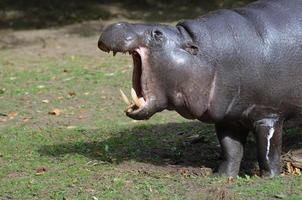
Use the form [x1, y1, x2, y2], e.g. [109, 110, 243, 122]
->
[183, 0, 302, 66]
[234, 0, 302, 47]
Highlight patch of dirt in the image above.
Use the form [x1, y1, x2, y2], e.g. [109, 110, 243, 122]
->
[6, 171, 28, 179]
[184, 184, 236, 200]
[204, 187, 236, 200]
[0, 20, 105, 59]
[118, 162, 213, 178]
[0, 31, 30, 49]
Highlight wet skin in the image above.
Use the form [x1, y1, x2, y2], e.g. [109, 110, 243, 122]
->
[98, 0, 302, 177]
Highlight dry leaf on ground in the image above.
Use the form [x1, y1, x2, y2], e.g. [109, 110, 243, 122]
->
[48, 109, 62, 116]
[42, 99, 50, 103]
[68, 91, 76, 97]
[8, 112, 18, 119]
[35, 167, 47, 176]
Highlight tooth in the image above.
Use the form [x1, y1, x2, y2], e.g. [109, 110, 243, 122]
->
[125, 107, 133, 113]
[120, 89, 130, 105]
[131, 88, 141, 107]
[138, 97, 146, 107]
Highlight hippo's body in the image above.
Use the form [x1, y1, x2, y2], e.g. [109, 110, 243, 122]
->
[98, 0, 302, 177]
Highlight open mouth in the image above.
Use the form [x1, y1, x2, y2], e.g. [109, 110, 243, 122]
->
[116, 47, 151, 118]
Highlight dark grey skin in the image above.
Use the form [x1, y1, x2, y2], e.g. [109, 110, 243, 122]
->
[98, 0, 302, 178]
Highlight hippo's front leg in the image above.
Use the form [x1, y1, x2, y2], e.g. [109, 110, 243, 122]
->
[253, 117, 283, 177]
[215, 123, 249, 177]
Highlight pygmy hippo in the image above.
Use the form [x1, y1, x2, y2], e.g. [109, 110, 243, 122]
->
[98, 0, 302, 177]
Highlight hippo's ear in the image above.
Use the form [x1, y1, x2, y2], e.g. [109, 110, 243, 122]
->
[184, 42, 199, 55]
[152, 29, 164, 41]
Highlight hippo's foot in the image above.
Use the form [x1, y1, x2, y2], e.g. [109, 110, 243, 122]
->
[253, 116, 283, 178]
[218, 160, 242, 177]
[260, 167, 280, 178]
[215, 123, 249, 177]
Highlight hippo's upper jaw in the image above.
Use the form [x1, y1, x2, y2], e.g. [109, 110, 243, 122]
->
[98, 22, 141, 54]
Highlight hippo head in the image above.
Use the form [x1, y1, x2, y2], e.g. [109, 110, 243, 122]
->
[98, 22, 215, 120]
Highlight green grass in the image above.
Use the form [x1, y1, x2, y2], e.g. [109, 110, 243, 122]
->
[0, 48, 302, 200]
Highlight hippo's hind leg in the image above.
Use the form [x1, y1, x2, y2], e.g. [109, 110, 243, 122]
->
[253, 117, 283, 177]
[215, 123, 249, 177]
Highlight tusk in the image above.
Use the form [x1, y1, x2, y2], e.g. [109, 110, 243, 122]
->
[131, 88, 140, 107]
[138, 97, 146, 107]
[120, 89, 130, 105]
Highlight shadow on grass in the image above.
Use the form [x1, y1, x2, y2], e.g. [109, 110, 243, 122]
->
[0, 0, 255, 30]
[39, 122, 220, 169]
[38, 121, 302, 175]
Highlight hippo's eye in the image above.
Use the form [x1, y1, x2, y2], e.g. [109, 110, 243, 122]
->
[184, 43, 199, 55]
[152, 29, 164, 41]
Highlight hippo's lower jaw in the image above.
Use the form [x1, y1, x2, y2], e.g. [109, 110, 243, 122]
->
[125, 98, 158, 120]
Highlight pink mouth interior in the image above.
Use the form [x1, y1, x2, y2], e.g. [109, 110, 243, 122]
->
[129, 50, 148, 112]
[132, 51, 143, 99]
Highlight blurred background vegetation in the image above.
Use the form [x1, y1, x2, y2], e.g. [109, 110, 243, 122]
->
[0, 0, 255, 30]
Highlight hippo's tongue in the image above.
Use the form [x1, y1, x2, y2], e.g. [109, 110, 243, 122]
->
[119, 88, 146, 112]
